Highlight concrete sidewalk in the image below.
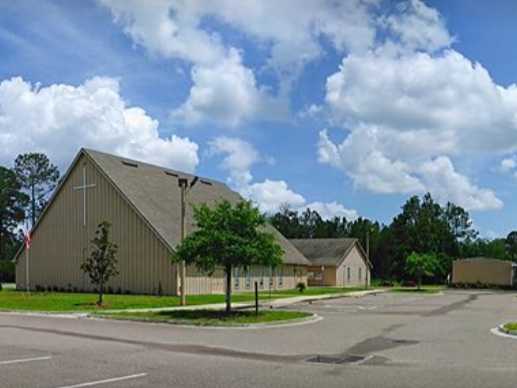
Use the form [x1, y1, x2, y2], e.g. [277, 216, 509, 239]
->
[99, 288, 387, 314]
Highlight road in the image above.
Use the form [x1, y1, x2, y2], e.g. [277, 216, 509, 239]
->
[1, 289, 517, 387]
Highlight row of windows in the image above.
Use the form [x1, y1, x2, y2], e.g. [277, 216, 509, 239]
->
[233, 267, 283, 290]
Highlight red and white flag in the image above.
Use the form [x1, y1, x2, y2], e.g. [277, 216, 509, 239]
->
[24, 230, 32, 250]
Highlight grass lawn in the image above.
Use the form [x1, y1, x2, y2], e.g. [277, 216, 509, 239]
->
[390, 285, 444, 294]
[503, 322, 517, 333]
[94, 309, 311, 326]
[0, 286, 368, 313]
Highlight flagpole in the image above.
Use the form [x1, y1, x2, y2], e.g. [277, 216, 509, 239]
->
[25, 244, 29, 293]
[25, 229, 30, 294]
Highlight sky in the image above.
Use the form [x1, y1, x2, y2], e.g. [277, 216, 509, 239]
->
[1, 0, 517, 238]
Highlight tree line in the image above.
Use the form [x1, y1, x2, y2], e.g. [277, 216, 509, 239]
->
[269, 193, 517, 282]
[0, 153, 60, 281]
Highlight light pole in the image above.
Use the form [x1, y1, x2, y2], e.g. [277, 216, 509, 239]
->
[178, 176, 198, 306]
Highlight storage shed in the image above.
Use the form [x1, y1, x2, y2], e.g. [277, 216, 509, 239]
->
[452, 258, 517, 287]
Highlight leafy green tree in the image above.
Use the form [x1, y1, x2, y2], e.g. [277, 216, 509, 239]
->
[0, 167, 28, 260]
[405, 252, 440, 290]
[14, 153, 60, 227]
[80, 221, 119, 305]
[505, 231, 517, 261]
[173, 200, 283, 313]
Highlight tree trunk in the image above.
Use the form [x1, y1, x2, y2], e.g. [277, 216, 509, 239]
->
[98, 282, 104, 306]
[417, 274, 422, 290]
[225, 265, 232, 314]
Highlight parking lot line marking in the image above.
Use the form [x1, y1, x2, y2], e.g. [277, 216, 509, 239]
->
[0, 356, 52, 365]
[56, 373, 148, 388]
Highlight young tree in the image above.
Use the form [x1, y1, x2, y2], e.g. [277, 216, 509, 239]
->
[80, 222, 119, 306]
[0, 167, 28, 260]
[173, 200, 283, 313]
[14, 153, 60, 227]
[405, 252, 439, 290]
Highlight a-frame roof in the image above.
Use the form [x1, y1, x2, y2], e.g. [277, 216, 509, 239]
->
[16, 148, 310, 266]
[290, 238, 372, 268]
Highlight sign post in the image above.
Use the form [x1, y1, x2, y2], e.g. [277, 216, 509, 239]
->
[254, 281, 259, 316]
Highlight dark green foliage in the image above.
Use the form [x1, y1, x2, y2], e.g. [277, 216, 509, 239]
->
[0, 166, 28, 262]
[14, 152, 60, 227]
[296, 282, 306, 293]
[173, 200, 283, 313]
[405, 252, 440, 289]
[505, 231, 517, 261]
[80, 221, 119, 305]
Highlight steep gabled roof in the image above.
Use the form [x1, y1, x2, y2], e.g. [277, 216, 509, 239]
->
[290, 238, 371, 268]
[16, 148, 310, 266]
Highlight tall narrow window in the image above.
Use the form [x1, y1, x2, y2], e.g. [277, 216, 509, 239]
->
[347, 267, 351, 282]
[269, 267, 274, 288]
[359, 268, 362, 281]
[245, 268, 251, 289]
[234, 267, 240, 289]
[278, 267, 283, 287]
[259, 268, 265, 289]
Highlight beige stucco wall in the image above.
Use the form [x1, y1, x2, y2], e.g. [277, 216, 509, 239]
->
[336, 245, 370, 287]
[452, 260, 513, 286]
[16, 154, 178, 295]
[307, 266, 336, 286]
[16, 153, 308, 296]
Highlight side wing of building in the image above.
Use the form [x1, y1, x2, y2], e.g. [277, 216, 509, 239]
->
[16, 153, 177, 295]
[336, 244, 370, 287]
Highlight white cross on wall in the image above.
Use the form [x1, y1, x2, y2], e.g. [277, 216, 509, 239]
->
[73, 167, 96, 227]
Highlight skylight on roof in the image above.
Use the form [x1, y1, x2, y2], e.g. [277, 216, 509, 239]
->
[122, 161, 138, 168]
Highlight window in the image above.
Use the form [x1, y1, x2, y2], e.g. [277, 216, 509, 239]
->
[359, 268, 362, 281]
[347, 267, 351, 282]
[269, 267, 274, 287]
[278, 267, 283, 287]
[234, 267, 240, 289]
[245, 268, 251, 289]
[259, 268, 264, 289]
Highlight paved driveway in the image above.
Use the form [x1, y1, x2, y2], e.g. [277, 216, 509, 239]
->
[1, 290, 517, 387]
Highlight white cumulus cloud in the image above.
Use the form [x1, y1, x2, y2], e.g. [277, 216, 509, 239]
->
[0, 76, 199, 172]
[210, 136, 357, 217]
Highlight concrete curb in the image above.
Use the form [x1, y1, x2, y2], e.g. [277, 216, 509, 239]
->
[491, 323, 517, 338]
[88, 312, 323, 330]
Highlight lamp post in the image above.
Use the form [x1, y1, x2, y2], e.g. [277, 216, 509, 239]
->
[178, 176, 198, 306]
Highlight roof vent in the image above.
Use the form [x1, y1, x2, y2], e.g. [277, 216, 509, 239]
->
[165, 171, 178, 177]
[122, 161, 138, 168]
[200, 179, 213, 186]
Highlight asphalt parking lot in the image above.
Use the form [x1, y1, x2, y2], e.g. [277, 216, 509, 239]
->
[2, 289, 517, 388]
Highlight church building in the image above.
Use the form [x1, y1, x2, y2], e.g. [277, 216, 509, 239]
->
[15, 149, 309, 295]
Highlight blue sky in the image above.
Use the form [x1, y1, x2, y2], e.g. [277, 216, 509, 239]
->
[1, 0, 517, 237]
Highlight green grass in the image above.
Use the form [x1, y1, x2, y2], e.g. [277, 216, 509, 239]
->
[503, 322, 517, 333]
[95, 309, 311, 326]
[0, 286, 368, 313]
[390, 285, 444, 294]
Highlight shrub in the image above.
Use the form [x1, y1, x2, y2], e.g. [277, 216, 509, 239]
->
[0, 283, 2, 292]
[116, 287, 122, 295]
[296, 282, 306, 293]
[0, 260, 15, 283]
[107, 286, 114, 294]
